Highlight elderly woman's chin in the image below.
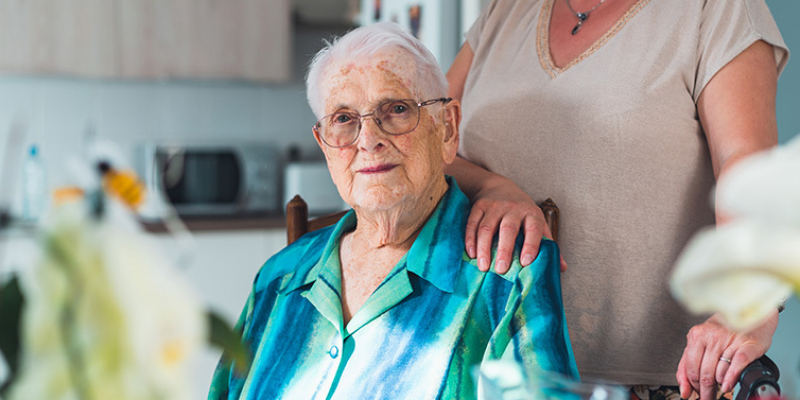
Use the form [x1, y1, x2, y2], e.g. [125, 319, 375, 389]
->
[343, 179, 413, 212]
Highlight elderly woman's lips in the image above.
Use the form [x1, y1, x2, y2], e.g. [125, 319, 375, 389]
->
[358, 164, 398, 174]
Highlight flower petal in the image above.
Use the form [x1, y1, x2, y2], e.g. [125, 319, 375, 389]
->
[670, 221, 800, 331]
[716, 135, 800, 226]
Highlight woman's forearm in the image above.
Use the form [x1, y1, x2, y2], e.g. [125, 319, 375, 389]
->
[445, 156, 514, 200]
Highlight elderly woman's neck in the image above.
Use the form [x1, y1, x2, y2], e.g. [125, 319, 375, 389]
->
[352, 179, 449, 250]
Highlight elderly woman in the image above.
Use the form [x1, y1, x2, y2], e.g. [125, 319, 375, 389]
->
[208, 22, 578, 400]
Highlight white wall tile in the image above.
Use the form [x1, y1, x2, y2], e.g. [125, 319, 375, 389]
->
[156, 83, 214, 137]
[257, 84, 322, 158]
[97, 80, 160, 140]
[37, 79, 102, 186]
[202, 85, 260, 137]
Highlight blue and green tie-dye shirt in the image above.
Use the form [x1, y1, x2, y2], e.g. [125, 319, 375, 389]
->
[209, 178, 578, 400]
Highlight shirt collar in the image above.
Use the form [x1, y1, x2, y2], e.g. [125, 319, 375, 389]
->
[404, 176, 468, 293]
[281, 176, 468, 294]
[280, 210, 357, 293]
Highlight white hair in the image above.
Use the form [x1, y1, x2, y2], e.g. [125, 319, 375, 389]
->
[306, 22, 449, 119]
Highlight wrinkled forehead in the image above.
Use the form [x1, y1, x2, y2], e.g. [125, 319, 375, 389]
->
[321, 49, 419, 107]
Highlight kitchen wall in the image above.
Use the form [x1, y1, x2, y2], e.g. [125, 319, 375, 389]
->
[0, 78, 318, 183]
[771, 0, 800, 145]
[0, 2, 798, 398]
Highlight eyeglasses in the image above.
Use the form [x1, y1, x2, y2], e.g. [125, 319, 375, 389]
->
[313, 97, 452, 148]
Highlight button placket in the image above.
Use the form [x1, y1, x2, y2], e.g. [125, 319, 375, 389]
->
[329, 332, 343, 360]
[328, 345, 339, 359]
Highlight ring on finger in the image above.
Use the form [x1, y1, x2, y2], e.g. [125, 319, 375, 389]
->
[719, 356, 732, 363]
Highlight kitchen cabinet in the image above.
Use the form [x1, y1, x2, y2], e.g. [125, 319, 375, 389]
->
[0, 0, 291, 82]
[0, 0, 116, 77]
[295, 0, 358, 25]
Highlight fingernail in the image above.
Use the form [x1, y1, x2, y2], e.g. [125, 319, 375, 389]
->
[521, 254, 534, 265]
[468, 246, 476, 257]
[721, 383, 730, 393]
[496, 259, 508, 272]
[479, 258, 489, 271]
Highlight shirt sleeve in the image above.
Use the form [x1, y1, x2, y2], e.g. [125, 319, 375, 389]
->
[480, 240, 580, 383]
[694, 0, 789, 102]
[465, 0, 502, 52]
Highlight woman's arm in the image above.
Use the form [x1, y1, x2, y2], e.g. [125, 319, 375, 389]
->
[677, 39, 780, 400]
[445, 44, 561, 273]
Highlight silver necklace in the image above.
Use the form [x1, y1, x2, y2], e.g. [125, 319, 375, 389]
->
[565, 0, 608, 35]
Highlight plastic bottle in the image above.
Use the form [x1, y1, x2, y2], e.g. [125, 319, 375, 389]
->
[22, 144, 47, 222]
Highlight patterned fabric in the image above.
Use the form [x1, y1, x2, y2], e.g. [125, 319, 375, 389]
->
[208, 177, 579, 400]
[628, 385, 732, 400]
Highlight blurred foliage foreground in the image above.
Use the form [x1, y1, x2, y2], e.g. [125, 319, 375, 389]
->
[0, 155, 248, 400]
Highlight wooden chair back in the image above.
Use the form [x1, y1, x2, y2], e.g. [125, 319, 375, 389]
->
[287, 195, 560, 245]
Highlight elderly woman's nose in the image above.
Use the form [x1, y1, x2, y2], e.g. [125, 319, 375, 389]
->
[357, 118, 388, 152]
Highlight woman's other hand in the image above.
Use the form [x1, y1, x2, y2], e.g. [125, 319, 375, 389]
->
[676, 312, 778, 400]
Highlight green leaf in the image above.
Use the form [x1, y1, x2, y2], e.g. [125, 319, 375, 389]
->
[207, 311, 250, 376]
[0, 275, 24, 396]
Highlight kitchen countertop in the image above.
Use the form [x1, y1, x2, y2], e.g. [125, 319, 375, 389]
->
[141, 214, 286, 233]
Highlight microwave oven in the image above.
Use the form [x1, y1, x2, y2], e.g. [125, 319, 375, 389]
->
[135, 142, 281, 218]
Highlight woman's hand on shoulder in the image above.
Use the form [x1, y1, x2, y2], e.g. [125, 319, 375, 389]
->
[445, 44, 565, 274]
[465, 174, 566, 274]
[676, 312, 778, 400]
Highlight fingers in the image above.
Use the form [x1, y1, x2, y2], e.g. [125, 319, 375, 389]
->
[678, 314, 777, 400]
[682, 328, 705, 399]
[721, 348, 758, 393]
[475, 205, 503, 272]
[464, 207, 484, 259]
[698, 347, 721, 400]
[519, 214, 544, 267]
[464, 198, 551, 273]
[467, 199, 519, 272]
[683, 324, 725, 400]
[677, 355, 694, 400]
[715, 354, 731, 391]
[493, 218, 520, 273]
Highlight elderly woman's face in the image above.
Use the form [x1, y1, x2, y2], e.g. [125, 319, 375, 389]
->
[314, 51, 458, 213]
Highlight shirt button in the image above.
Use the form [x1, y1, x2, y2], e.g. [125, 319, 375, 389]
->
[329, 345, 339, 359]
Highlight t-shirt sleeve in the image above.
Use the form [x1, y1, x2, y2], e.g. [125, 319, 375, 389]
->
[694, 0, 789, 102]
[465, 0, 502, 52]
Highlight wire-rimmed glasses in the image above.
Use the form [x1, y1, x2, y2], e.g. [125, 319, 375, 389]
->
[313, 97, 452, 148]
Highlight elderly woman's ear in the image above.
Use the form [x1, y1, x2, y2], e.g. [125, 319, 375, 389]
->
[442, 99, 461, 165]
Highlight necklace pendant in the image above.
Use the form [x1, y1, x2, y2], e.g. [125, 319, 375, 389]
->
[571, 13, 588, 35]
[571, 19, 584, 35]
[571, 21, 582, 35]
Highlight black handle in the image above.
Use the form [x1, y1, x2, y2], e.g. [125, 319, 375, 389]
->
[734, 355, 780, 400]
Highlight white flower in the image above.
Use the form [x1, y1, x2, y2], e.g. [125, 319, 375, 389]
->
[716, 135, 800, 225]
[670, 221, 799, 330]
[671, 135, 800, 331]
[10, 197, 206, 400]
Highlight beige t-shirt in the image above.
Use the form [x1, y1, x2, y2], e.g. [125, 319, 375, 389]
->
[460, 0, 788, 385]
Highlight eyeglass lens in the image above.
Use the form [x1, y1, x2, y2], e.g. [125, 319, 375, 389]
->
[317, 100, 420, 147]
